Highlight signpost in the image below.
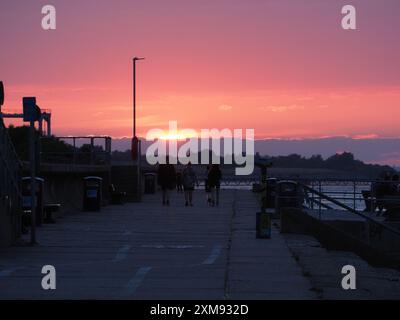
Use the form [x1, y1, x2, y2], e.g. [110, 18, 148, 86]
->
[23, 97, 41, 245]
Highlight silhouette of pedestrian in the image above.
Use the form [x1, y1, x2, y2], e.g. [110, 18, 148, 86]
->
[176, 171, 183, 192]
[182, 162, 197, 206]
[157, 156, 176, 206]
[205, 165, 211, 205]
[208, 164, 222, 207]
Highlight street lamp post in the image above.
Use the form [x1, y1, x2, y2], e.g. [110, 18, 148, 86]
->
[132, 57, 145, 161]
[0, 81, 4, 109]
[131, 57, 144, 202]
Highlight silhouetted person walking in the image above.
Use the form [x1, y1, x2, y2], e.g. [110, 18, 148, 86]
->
[183, 162, 197, 206]
[208, 164, 222, 206]
[205, 165, 211, 205]
[176, 171, 183, 192]
[157, 157, 176, 206]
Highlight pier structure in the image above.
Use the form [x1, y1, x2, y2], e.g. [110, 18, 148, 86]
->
[1, 187, 400, 299]
[0, 108, 52, 137]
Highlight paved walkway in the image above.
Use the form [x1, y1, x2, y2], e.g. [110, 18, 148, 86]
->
[0, 190, 315, 299]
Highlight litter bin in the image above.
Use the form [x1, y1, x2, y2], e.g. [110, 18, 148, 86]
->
[144, 173, 156, 194]
[276, 181, 302, 210]
[22, 177, 44, 226]
[83, 176, 103, 211]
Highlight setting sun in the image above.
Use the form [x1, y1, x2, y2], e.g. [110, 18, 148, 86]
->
[159, 133, 189, 141]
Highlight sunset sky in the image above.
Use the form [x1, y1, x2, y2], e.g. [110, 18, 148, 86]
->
[1, 0, 400, 141]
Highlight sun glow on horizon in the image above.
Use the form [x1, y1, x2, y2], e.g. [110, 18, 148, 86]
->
[146, 131, 199, 141]
[159, 133, 188, 141]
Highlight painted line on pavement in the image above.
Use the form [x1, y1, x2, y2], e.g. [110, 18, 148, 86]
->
[122, 230, 132, 236]
[125, 267, 152, 295]
[0, 267, 23, 278]
[113, 245, 132, 262]
[202, 245, 223, 265]
[141, 245, 204, 249]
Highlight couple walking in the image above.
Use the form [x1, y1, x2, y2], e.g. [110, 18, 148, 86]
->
[157, 160, 198, 206]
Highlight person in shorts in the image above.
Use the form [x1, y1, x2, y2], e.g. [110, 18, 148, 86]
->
[157, 156, 176, 206]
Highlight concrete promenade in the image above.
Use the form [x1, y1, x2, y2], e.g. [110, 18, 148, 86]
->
[0, 189, 315, 300]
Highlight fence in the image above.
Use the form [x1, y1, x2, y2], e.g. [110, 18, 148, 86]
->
[39, 136, 112, 166]
[0, 118, 22, 244]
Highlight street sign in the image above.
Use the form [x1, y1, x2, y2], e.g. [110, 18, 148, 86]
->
[0, 81, 4, 106]
[23, 97, 41, 122]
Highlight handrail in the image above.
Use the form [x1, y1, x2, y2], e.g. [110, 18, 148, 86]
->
[301, 183, 400, 237]
[0, 119, 23, 168]
[0, 119, 22, 198]
[306, 195, 333, 210]
[172, 176, 399, 187]
[39, 135, 112, 166]
[0, 154, 22, 197]
[0, 116, 23, 245]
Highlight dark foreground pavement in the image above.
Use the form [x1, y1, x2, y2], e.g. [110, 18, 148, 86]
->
[0, 190, 315, 300]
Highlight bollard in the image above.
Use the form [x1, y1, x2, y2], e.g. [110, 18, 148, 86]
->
[256, 211, 271, 239]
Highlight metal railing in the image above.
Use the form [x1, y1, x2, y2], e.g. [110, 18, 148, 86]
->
[304, 179, 368, 212]
[196, 175, 261, 187]
[39, 136, 112, 166]
[40, 151, 111, 166]
[296, 178, 400, 213]
[275, 182, 400, 265]
[0, 118, 22, 240]
[300, 183, 400, 238]
[0, 119, 22, 194]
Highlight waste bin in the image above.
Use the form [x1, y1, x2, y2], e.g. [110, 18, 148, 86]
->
[144, 173, 156, 194]
[22, 177, 44, 226]
[276, 181, 302, 209]
[83, 176, 103, 211]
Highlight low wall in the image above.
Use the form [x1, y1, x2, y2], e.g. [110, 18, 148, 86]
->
[23, 165, 111, 215]
[281, 208, 400, 269]
[18, 163, 143, 217]
[111, 165, 141, 202]
[41, 171, 110, 214]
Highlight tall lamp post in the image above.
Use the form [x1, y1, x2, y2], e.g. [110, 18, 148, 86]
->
[0, 81, 4, 110]
[132, 57, 145, 202]
[131, 57, 145, 161]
